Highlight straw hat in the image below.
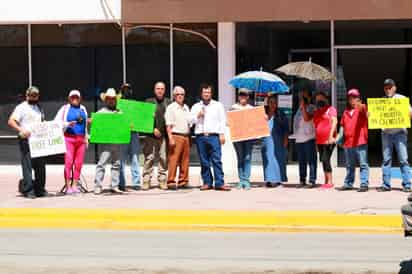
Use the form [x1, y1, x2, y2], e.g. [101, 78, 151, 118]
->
[100, 88, 121, 101]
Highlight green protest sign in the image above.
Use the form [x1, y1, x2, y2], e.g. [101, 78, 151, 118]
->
[117, 99, 156, 133]
[90, 113, 131, 144]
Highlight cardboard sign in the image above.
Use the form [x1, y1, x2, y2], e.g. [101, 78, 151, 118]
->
[89, 113, 131, 144]
[117, 99, 156, 133]
[29, 121, 66, 158]
[367, 98, 411, 129]
[227, 106, 270, 142]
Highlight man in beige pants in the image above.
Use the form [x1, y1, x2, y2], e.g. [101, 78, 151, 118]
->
[142, 82, 172, 190]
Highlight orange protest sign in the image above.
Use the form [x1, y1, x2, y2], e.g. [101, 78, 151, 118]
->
[227, 106, 270, 142]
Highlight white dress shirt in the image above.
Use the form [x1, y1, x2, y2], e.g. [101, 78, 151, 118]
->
[190, 100, 226, 135]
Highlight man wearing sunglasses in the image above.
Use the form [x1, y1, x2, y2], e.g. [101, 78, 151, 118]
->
[8, 86, 47, 199]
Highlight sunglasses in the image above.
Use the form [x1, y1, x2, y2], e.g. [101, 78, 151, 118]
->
[27, 93, 39, 98]
[175, 93, 185, 96]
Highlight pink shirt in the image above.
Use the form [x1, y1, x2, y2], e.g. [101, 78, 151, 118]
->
[313, 106, 337, 145]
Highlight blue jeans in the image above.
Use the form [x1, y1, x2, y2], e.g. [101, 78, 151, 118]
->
[234, 140, 254, 183]
[382, 131, 411, 188]
[119, 132, 141, 188]
[343, 144, 369, 187]
[296, 139, 317, 184]
[195, 135, 224, 187]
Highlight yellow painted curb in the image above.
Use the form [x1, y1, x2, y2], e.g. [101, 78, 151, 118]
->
[0, 208, 403, 234]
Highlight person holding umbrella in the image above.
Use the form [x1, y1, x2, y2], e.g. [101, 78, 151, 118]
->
[293, 89, 317, 188]
[230, 88, 255, 190]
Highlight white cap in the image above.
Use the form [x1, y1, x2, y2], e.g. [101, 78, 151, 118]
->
[68, 90, 81, 98]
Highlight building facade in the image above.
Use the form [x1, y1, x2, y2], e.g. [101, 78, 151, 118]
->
[1, 0, 412, 165]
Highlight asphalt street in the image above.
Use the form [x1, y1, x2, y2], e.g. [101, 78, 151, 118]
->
[0, 230, 410, 273]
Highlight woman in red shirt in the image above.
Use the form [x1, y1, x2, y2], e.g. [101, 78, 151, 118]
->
[313, 92, 337, 189]
[338, 89, 369, 192]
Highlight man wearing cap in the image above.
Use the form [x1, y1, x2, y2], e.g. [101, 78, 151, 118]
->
[165, 86, 192, 189]
[8, 86, 47, 198]
[142, 82, 172, 190]
[338, 89, 369, 192]
[93, 88, 124, 194]
[118, 83, 141, 191]
[380, 79, 412, 192]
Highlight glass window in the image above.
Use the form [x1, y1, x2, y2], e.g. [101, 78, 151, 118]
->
[125, 24, 171, 101]
[173, 23, 218, 107]
[0, 25, 28, 164]
[336, 20, 412, 45]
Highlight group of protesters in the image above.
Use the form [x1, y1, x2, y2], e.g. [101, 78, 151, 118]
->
[7, 78, 412, 199]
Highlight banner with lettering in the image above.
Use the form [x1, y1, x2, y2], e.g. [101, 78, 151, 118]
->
[367, 98, 411, 129]
[29, 121, 66, 158]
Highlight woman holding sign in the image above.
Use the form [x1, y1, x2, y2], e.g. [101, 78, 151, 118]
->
[55, 90, 88, 195]
[231, 88, 254, 190]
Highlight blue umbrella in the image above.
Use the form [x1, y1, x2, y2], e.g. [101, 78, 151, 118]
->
[229, 70, 289, 94]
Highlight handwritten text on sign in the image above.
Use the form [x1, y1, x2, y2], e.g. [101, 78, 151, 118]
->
[29, 121, 66, 158]
[227, 106, 270, 142]
[367, 98, 411, 129]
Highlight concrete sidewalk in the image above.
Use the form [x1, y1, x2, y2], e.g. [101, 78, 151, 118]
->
[0, 165, 408, 233]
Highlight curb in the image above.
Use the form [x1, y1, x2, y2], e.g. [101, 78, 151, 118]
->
[0, 208, 403, 233]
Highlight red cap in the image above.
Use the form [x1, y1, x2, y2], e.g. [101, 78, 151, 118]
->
[347, 89, 360, 97]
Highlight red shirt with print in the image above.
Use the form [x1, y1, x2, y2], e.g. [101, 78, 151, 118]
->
[313, 106, 337, 145]
[340, 105, 368, 148]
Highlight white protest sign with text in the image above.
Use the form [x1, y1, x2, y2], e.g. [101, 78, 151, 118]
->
[29, 121, 66, 158]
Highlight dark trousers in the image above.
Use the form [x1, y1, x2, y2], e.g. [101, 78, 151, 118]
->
[19, 138, 46, 195]
[195, 135, 224, 187]
[317, 144, 335, 173]
[296, 139, 317, 184]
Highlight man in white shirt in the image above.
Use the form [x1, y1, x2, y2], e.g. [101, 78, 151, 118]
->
[8, 86, 47, 199]
[165, 86, 192, 189]
[380, 79, 412, 192]
[191, 84, 230, 191]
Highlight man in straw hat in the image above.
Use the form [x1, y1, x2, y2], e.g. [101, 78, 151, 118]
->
[8, 86, 47, 199]
[93, 88, 124, 195]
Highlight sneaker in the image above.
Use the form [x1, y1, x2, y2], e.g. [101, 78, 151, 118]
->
[358, 185, 369, 192]
[243, 181, 251, 191]
[132, 186, 141, 191]
[403, 186, 411, 193]
[111, 187, 125, 194]
[377, 186, 391, 192]
[24, 191, 36, 199]
[321, 183, 334, 189]
[142, 181, 150, 191]
[305, 183, 316, 189]
[236, 182, 243, 189]
[66, 187, 75, 195]
[272, 182, 282, 188]
[296, 182, 306, 188]
[72, 186, 81, 194]
[337, 185, 354, 191]
[159, 181, 168, 190]
[94, 186, 103, 195]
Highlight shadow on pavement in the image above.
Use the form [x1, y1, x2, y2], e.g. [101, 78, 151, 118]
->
[399, 259, 412, 274]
